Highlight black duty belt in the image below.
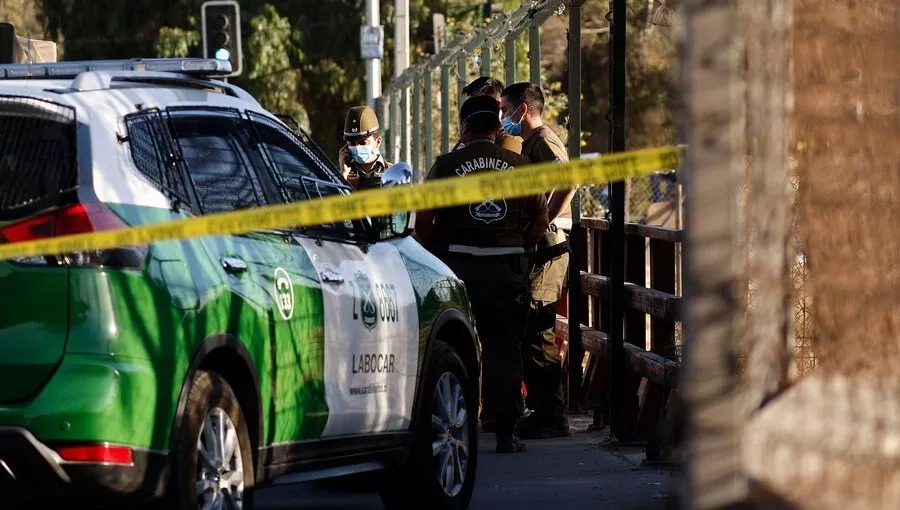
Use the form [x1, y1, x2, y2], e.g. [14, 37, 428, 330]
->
[533, 240, 570, 266]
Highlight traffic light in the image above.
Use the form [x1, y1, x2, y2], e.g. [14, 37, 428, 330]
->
[201, 0, 242, 77]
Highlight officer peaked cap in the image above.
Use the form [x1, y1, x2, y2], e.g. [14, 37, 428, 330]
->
[343, 105, 380, 139]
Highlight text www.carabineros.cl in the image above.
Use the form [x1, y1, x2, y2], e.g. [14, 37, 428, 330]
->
[349, 382, 388, 395]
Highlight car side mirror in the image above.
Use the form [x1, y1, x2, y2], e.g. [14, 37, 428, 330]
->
[374, 162, 415, 239]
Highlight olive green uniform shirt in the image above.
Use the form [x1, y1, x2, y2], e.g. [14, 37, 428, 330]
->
[521, 125, 570, 223]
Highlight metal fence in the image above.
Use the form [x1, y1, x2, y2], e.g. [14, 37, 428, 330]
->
[375, 0, 566, 179]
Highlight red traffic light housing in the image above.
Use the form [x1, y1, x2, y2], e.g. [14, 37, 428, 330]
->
[201, 0, 242, 78]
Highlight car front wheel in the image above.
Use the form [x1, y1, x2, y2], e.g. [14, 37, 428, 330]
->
[163, 370, 255, 510]
[381, 339, 478, 510]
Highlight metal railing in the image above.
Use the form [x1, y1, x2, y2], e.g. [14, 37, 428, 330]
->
[376, 0, 566, 178]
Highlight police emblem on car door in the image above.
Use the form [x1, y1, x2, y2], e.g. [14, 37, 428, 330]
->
[297, 237, 419, 436]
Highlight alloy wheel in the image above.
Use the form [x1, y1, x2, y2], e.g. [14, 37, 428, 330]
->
[195, 407, 245, 510]
[430, 371, 469, 497]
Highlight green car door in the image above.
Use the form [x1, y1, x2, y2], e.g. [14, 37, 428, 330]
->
[160, 109, 331, 444]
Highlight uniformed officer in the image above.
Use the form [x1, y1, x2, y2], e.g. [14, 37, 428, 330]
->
[339, 105, 391, 190]
[452, 76, 523, 154]
[415, 95, 549, 453]
[500, 82, 576, 439]
[457, 77, 530, 434]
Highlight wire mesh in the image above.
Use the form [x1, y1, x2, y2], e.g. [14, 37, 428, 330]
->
[0, 96, 77, 215]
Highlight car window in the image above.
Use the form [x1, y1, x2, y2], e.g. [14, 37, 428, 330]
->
[167, 112, 269, 215]
[125, 109, 193, 209]
[0, 96, 77, 220]
[246, 113, 369, 239]
[127, 108, 271, 215]
[246, 112, 348, 202]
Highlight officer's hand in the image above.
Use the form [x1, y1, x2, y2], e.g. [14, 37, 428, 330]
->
[338, 143, 352, 175]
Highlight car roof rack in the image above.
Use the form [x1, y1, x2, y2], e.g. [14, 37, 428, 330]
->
[0, 58, 232, 80]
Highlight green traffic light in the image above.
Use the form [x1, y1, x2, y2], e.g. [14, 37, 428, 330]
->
[214, 48, 231, 61]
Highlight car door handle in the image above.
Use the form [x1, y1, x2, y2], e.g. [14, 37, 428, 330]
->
[319, 269, 344, 285]
[221, 256, 248, 274]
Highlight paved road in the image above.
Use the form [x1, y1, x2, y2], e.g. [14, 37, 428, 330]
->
[257, 414, 678, 510]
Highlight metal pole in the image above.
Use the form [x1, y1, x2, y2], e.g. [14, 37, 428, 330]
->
[394, 0, 410, 165]
[394, 0, 409, 77]
[607, 0, 627, 440]
[529, 21, 541, 84]
[480, 39, 492, 77]
[364, 0, 382, 107]
[375, 94, 388, 156]
[441, 65, 451, 153]
[400, 84, 410, 163]
[424, 70, 434, 170]
[566, 0, 584, 412]
[504, 34, 516, 86]
[390, 89, 400, 162]
[411, 75, 421, 178]
[457, 52, 467, 103]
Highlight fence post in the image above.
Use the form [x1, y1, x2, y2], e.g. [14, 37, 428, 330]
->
[440, 65, 451, 153]
[424, 69, 434, 170]
[389, 89, 400, 163]
[566, 0, 584, 412]
[607, 0, 629, 441]
[400, 85, 410, 163]
[529, 20, 541, 84]
[457, 52, 467, 101]
[376, 95, 388, 160]
[411, 74, 421, 178]
[480, 39, 492, 77]
[504, 32, 516, 87]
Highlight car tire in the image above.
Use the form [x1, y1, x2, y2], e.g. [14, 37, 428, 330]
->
[162, 369, 255, 510]
[380, 339, 478, 510]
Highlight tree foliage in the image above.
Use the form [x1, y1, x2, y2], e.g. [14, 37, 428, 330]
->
[7, 0, 675, 173]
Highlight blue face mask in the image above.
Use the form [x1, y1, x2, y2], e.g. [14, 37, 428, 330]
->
[348, 144, 379, 164]
[501, 106, 523, 136]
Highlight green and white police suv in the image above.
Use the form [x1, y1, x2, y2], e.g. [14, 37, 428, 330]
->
[0, 58, 480, 510]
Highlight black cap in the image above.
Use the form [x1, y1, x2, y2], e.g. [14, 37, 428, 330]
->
[459, 95, 500, 122]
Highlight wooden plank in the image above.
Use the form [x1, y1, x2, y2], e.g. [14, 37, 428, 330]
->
[581, 217, 684, 243]
[650, 238, 677, 356]
[581, 273, 681, 321]
[556, 316, 678, 387]
[581, 217, 609, 231]
[625, 234, 647, 347]
[626, 223, 683, 243]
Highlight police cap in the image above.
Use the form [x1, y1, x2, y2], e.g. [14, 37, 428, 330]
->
[343, 105, 380, 140]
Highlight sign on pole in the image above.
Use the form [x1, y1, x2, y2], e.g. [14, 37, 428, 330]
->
[360, 25, 384, 60]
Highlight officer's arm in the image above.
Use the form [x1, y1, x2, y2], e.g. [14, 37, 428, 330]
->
[534, 141, 575, 222]
[524, 194, 550, 248]
[413, 161, 441, 251]
[414, 209, 437, 251]
[548, 188, 576, 222]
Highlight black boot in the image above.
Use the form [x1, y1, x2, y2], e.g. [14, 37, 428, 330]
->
[495, 433, 526, 453]
[495, 417, 526, 453]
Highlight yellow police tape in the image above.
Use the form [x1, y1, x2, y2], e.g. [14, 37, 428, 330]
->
[0, 146, 679, 260]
